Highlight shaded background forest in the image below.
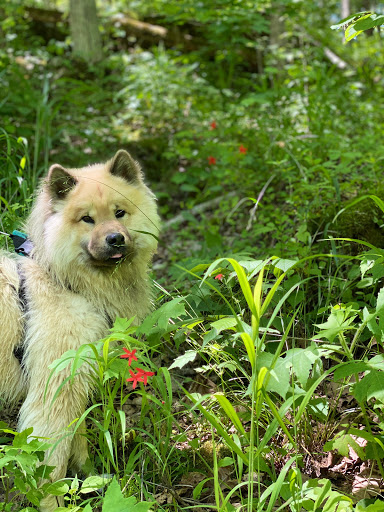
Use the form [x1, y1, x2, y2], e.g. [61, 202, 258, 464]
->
[2, 0, 384, 273]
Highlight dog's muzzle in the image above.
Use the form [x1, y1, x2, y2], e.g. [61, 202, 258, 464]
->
[86, 231, 134, 267]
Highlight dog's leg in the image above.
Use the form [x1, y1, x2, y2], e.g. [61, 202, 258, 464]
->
[70, 422, 90, 474]
[0, 256, 25, 402]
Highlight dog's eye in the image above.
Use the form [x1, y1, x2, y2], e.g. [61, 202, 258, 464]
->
[115, 209, 126, 218]
[81, 215, 95, 224]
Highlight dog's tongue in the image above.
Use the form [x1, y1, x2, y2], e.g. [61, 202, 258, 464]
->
[110, 253, 123, 259]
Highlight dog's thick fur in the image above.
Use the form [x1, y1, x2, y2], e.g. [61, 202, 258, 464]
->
[0, 150, 159, 511]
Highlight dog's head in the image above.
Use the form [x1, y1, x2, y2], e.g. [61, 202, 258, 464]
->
[43, 150, 159, 271]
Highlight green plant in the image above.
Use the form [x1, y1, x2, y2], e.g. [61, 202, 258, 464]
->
[0, 424, 52, 510]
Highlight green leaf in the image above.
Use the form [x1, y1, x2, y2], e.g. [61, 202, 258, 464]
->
[192, 477, 211, 499]
[102, 477, 153, 512]
[80, 475, 112, 494]
[214, 394, 246, 436]
[324, 433, 366, 460]
[137, 297, 185, 334]
[13, 428, 34, 448]
[333, 361, 371, 380]
[285, 345, 323, 388]
[354, 14, 384, 31]
[376, 287, 384, 313]
[355, 498, 384, 511]
[169, 350, 197, 370]
[218, 457, 234, 467]
[314, 307, 356, 343]
[45, 481, 70, 496]
[110, 316, 136, 333]
[210, 316, 237, 333]
[272, 258, 297, 272]
[330, 11, 371, 30]
[354, 371, 384, 403]
[345, 17, 369, 41]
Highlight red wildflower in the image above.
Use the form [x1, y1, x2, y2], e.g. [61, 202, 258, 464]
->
[210, 121, 217, 130]
[120, 348, 138, 366]
[208, 156, 216, 165]
[239, 145, 247, 154]
[215, 273, 224, 281]
[126, 369, 143, 390]
[136, 367, 155, 385]
[126, 368, 155, 389]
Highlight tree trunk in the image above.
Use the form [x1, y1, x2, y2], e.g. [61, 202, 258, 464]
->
[341, 0, 350, 20]
[69, 0, 103, 63]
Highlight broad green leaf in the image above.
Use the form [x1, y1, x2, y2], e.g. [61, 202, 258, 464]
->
[218, 457, 234, 467]
[333, 361, 370, 380]
[13, 428, 34, 448]
[285, 346, 323, 388]
[376, 287, 384, 312]
[355, 499, 384, 511]
[330, 11, 371, 30]
[314, 308, 356, 343]
[80, 475, 112, 494]
[102, 477, 153, 512]
[256, 353, 291, 399]
[354, 371, 384, 403]
[169, 350, 197, 369]
[354, 14, 384, 31]
[210, 316, 237, 332]
[345, 21, 366, 41]
[45, 481, 70, 496]
[324, 433, 366, 460]
[272, 258, 297, 272]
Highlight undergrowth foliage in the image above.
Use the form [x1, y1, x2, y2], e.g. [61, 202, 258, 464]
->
[3, 245, 382, 510]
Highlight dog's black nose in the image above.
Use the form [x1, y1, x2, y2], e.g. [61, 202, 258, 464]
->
[106, 233, 125, 247]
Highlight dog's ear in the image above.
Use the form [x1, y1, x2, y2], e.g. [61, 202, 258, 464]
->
[48, 164, 77, 199]
[110, 150, 142, 183]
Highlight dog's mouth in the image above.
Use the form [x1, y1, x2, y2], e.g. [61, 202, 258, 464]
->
[108, 252, 124, 262]
[86, 248, 135, 268]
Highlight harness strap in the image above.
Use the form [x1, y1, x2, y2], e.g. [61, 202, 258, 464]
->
[13, 265, 27, 364]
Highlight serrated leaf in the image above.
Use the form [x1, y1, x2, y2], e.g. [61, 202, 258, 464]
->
[285, 346, 323, 388]
[169, 350, 197, 370]
[102, 477, 153, 512]
[110, 316, 136, 333]
[324, 433, 366, 460]
[314, 308, 356, 343]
